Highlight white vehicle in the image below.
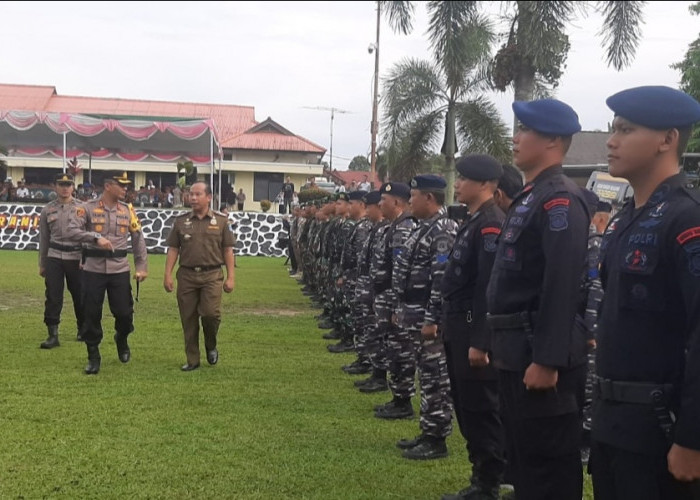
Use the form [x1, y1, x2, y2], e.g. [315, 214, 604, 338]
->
[585, 171, 633, 208]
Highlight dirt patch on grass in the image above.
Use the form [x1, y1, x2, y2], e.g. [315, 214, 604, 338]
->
[236, 308, 303, 317]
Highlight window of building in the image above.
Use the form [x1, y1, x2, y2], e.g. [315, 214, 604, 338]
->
[253, 172, 283, 202]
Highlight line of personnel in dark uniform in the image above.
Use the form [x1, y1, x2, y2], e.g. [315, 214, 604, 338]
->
[290, 85, 700, 500]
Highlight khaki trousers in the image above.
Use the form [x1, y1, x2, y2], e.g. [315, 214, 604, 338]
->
[176, 267, 223, 365]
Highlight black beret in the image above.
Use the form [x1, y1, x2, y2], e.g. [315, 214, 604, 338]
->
[363, 191, 381, 205]
[55, 172, 74, 183]
[512, 99, 581, 136]
[606, 85, 700, 130]
[379, 182, 411, 200]
[410, 174, 446, 191]
[348, 190, 368, 201]
[498, 165, 524, 199]
[596, 200, 613, 214]
[456, 154, 503, 181]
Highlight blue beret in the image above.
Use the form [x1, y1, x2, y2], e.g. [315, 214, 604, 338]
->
[512, 99, 581, 136]
[456, 154, 503, 181]
[410, 174, 446, 191]
[363, 191, 381, 205]
[606, 86, 700, 130]
[336, 192, 350, 202]
[379, 182, 411, 200]
[348, 190, 368, 201]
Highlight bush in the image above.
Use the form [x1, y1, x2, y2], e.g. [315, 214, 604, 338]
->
[298, 187, 331, 203]
[260, 199, 272, 212]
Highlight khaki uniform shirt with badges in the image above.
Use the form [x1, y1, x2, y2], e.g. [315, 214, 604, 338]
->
[165, 210, 235, 267]
[39, 198, 84, 268]
[66, 197, 148, 274]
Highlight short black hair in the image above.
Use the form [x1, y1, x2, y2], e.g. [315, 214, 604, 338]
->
[192, 181, 212, 195]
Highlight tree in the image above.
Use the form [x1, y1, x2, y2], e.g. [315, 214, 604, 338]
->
[348, 155, 371, 171]
[490, 1, 645, 131]
[672, 2, 700, 152]
[382, 3, 512, 201]
[176, 160, 194, 189]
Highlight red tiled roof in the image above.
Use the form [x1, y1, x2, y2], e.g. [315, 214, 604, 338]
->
[223, 117, 325, 153]
[0, 83, 56, 111]
[0, 83, 325, 154]
[326, 169, 381, 190]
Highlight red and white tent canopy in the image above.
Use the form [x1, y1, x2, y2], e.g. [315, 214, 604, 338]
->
[0, 110, 222, 164]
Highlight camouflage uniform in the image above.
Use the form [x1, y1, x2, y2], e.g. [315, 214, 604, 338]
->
[581, 227, 604, 442]
[359, 219, 390, 372]
[350, 216, 383, 366]
[379, 212, 418, 398]
[333, 217, 358, 343]
[393, 207, 457, 439]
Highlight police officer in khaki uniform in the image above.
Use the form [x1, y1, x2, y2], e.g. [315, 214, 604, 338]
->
[66, 172, 148, 375]
[164, 182, 235, 371]
[38, 172, 84, 349]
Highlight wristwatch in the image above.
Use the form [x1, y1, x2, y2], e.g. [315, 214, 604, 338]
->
[93, 232, 102, 243]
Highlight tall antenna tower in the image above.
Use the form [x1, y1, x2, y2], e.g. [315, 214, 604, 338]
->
[302, 106, 351, 171]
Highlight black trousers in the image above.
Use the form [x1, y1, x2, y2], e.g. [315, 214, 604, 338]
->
[499, 366, 586, 500]
[81, 271, 134, 346]
[44, 257, 83, 331]
[590, 440, 699, 500]
[287, 240, 297, 272]
[444, 332, 506, 488]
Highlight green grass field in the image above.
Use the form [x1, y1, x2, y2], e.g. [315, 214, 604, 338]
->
[0, 250, 593, 499]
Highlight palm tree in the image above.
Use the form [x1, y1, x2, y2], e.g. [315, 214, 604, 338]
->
[490, 1, 646, 132]
[382, 3, 511, 201]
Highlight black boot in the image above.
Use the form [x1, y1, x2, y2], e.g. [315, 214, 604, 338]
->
[374, 398, 397, 412]
[441, 484, 500, 500]
[359, 377, 388, 393]
[322, 329, 341, 340]
[40, 324, 60, 349]
[327, 339, 354, 353]
[354, 375, 375, 387]
[318, 318, 334, 330]
[401, 435, 448, 460]
[343, 360, 372, 375]
[374, 397, 413, 419]
[84, 345, 101, 375]
[396, 433, 427, 450]
[114, 333, 130, 363]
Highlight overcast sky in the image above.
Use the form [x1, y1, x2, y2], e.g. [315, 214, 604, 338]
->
[2, 1, 698, 169]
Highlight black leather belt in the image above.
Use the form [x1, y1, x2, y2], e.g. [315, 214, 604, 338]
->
[49, 242, 82, 252]
[486, 311, 538, 331]
[83, 249, 128, 258]
[595, 377, 673, 405]
[181, 265, 222, 272]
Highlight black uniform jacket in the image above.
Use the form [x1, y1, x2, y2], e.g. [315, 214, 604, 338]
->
[487, 165, 590, 370]
[442, 199, 505, 350]
[593, 173, 700, 454]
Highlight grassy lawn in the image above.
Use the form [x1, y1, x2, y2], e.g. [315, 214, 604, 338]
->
[0, 250, 593, 499]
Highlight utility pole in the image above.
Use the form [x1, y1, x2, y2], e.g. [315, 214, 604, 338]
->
[370, 1, 380, 182]
[302, 106, 350, 171]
